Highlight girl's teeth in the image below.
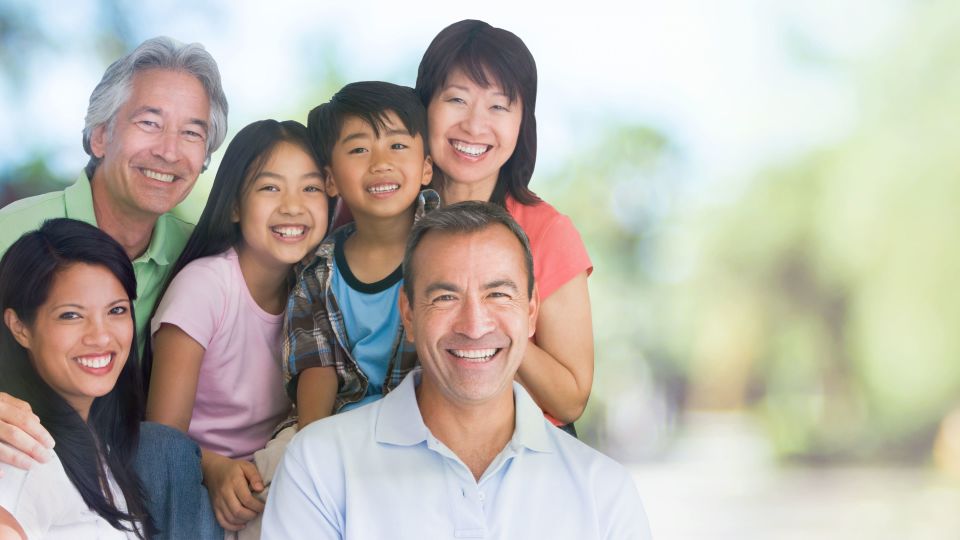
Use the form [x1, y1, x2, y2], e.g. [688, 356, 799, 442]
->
[75, 354, 111, 369]
[273, 226, 305, 237]
[368, 184, 400, 194]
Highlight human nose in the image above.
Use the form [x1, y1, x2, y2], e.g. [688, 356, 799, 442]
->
[452, 295, 495, 340]
[152, 129, 181, 163]
[369, 147, 394, 174]
[458, 103, 489, 136]
[82, 317, 111, 348]
[279, 189, 304, 215]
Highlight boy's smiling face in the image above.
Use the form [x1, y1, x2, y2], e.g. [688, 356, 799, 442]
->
[324, 111, 432, 221]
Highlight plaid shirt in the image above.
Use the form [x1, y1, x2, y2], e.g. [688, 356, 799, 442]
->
[282, 189, 440, 413]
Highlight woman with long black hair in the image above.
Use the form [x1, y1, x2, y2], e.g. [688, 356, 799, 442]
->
[0, 218, 153, 539]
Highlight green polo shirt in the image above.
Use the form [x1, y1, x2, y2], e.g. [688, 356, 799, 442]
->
[0, 172, 194, 354]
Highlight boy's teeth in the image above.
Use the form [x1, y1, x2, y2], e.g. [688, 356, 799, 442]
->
[450, 349, 498, 362]
[74, 354, 111, 369]
[142, 169, 175, 182]
[452, 142, 489, 157]
[368, 184, 400, 194]
[273, 226, 305, 238]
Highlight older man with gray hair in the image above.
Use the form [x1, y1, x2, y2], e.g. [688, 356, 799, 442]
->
[0, 36, 228, 539]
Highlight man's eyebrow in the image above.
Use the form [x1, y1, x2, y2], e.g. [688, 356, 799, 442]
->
[424, 281, 461, 296]
[484, 279, 520, 293]
[128, 106, 208, 131]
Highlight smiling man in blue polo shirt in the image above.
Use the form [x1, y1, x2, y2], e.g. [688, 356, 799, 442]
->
[263, 201, 651, 539]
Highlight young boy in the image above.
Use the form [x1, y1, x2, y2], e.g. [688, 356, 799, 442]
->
[284, 81, 438, 427]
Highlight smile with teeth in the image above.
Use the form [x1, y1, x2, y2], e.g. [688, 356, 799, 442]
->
[272, 226, 306, 238]
[451, 141, 491, 157]
[141, 169, 176, 183]
[449, 348, 499, 362]
[367, 184, 400, 194]
[74, 354, 112, 369]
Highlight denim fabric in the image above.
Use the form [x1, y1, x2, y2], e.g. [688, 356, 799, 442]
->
[134, 422, 223, 540]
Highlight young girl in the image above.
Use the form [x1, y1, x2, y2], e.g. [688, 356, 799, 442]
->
[0, 218, 153, 539]
[145, 120, 330, 534]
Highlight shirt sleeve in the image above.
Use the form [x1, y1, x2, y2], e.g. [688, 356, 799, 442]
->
[261, 432, 343, 540]
[283, 261, 339, 401]
[0, 461, 70, 538]
[151, 259, 226, 348]
[599, 465, 653, 540]
[532, 212, 593, 301]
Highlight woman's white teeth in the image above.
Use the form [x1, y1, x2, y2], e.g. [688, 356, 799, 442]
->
[74, 354, 111, 369]
[273, 226, 305, 237]
[450, 348, 498, 362]
[368, 184, 400, 194]
[143, 169, 175, 183]
[452, 142, 489, 157]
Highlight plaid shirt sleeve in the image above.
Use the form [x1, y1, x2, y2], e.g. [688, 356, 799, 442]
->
[282, 251, 338, 401]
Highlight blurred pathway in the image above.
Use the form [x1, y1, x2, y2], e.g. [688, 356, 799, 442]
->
[628, 412, 960, 539]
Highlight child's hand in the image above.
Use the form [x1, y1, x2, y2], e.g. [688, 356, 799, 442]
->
[201, 450, 266, 531]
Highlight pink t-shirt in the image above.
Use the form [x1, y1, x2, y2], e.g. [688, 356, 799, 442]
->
[505, 195, 593, 301]
[151, 248, 290, 461]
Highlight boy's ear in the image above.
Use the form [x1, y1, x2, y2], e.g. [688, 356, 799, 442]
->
[420, 155, 433, 186]
[323, 166, 340, 197]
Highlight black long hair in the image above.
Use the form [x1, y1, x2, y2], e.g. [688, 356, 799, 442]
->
[141, 120, 330, 378]
[416, 19, 540, 207]
[0, 218, 153, 539]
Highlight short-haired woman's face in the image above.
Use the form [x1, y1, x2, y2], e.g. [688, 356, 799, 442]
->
[427, 67, 522, 196]
[6, 263, 132, 420]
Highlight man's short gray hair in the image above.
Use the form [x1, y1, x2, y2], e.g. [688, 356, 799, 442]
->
[81, 36, 229, 177]
[402, 201, 534, 302]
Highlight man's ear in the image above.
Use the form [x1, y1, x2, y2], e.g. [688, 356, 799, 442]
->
[527, 284, 540, 339]
[323, 167, 340, 197]
[398, 290, 415, 343]
[89, 123, 108, 159]
[420, 155, 433, 186]
[4, 308, 32, 350]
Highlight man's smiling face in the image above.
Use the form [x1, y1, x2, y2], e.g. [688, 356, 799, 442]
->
[89, 68, 210, 220]
[401, 223, 538, 410]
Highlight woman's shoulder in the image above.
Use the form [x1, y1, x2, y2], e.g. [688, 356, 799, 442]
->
[504, 194, 581, 244]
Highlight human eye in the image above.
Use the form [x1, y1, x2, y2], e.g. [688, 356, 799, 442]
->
[137, 119, 161, 131]
[304, 184, 324, 193]
[57, 311, 81, 321]
[491, 104, 510, 112]
[109, 305, 129, 315]
[391, 142, 409, 150]
[182, 128, 207, 142]
[258, 183, 280, 192]
[431, 293, 457, 304]
[347, 146, 368, 155]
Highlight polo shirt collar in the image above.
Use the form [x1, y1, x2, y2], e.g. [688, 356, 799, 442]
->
[67, 171, 178, 266]
[375, 368, 555, 454]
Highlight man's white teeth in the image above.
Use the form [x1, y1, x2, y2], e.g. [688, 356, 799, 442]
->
[75, 354, 111, 369]
[273, 226, 305, 238]
[143, 169, 175, 183]
[368, 184, 400, 194]
[452, 142, 489, 157]
[450, 349, 498, 362]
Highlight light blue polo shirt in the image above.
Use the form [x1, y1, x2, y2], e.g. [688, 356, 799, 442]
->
[262, 370, 652, 539]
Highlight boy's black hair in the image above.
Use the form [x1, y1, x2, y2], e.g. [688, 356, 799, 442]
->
[307, 81, 429, 170]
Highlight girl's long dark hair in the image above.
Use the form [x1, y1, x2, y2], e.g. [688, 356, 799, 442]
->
[142, 119, 330, 378]
[0, 218, 153, 539]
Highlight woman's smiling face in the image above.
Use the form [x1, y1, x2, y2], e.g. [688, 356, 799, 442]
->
[6, 263, 133, 421]
[427, 67, 523, 200]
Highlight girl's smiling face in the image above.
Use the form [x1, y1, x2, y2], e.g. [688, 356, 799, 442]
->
[5, 263, 133, 421]
[427, 67, 523, 200]
[233, 141, 329, 272]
